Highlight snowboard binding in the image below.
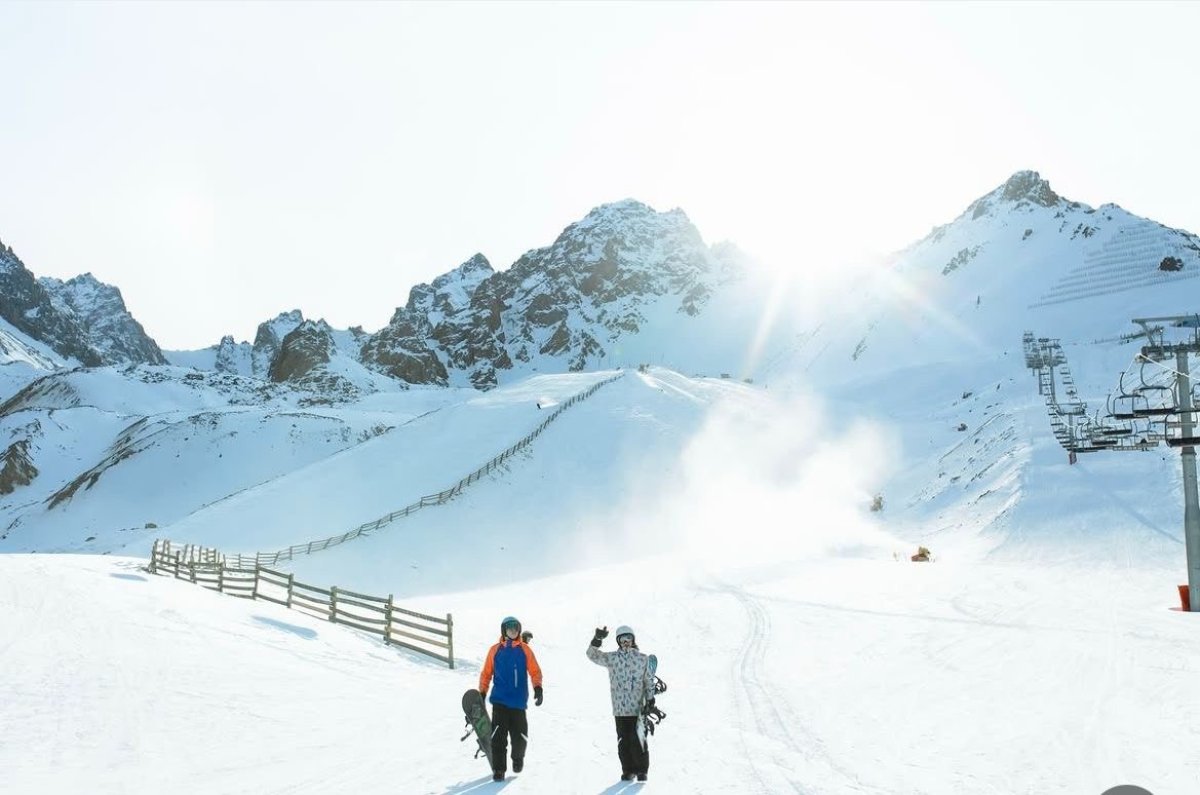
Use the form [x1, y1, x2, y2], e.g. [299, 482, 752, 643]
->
[641, 674, 667, 736]
[641, 702, 667, 736]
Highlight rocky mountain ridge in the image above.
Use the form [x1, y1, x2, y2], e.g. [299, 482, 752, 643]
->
[0, 239, 164, 370]
[9, 174, 1198, 406]
[167, 199, 747, 392]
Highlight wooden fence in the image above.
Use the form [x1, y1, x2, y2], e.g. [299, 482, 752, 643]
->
[224, 371, 625, 568]
[148, 539, 454, 668]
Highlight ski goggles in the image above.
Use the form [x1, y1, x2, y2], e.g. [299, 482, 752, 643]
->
[616, 633, 635, 645]
[502, 620, 520, 632]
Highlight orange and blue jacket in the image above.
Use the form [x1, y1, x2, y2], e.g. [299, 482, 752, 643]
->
[480, 637, 542, 710]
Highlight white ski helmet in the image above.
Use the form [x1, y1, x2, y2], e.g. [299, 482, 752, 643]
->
[614, 625, 635, 642]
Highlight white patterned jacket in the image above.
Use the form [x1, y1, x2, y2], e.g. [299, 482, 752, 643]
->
[586, 643, 656, 717]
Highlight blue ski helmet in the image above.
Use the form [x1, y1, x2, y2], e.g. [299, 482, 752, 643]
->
[615, 625, 635, 643]
[500, 616, 522, 636]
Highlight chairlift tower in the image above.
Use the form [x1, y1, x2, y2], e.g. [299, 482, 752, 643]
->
[1030, 316, 1200, 609]
[1134, 315, 1200, 611]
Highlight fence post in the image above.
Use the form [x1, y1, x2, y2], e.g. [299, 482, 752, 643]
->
[218, 565, 224, 593]
[330, 585, 338, 622]
[384, 594, 394, 645]
[286, 572, 294, 608]
[252, 565, 260, 600]
[189, 563, 197, 584]
[446, 613, 455, 669]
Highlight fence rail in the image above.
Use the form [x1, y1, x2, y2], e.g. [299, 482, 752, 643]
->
[224, 372, 624, 568]
[148, 539, 454, 668]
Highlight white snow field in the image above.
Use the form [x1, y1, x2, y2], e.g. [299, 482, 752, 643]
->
[4, 367, 1200, 794]
[3, 552, 1198, 794]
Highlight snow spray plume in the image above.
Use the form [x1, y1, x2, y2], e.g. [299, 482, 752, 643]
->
[598, 384, 903, 575]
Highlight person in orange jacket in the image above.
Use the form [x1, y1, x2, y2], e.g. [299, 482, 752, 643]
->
[479, 615, 543, 781]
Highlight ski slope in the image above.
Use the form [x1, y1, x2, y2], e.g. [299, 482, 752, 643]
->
[3, 550, 1197, 794]
[4, 366, 1200, 794]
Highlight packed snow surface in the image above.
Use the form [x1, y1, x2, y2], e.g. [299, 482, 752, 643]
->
[3, 367, 1199, 795]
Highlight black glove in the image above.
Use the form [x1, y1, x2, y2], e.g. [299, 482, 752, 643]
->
[591, 626, 608, 647]
[534, 686, 543, 707]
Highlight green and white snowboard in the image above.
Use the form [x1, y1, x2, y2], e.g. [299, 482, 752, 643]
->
[461, 689, 494, 768]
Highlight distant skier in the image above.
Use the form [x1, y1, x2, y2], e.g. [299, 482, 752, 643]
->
[479, 616, 543, 781]
[586, 624, 656, 782]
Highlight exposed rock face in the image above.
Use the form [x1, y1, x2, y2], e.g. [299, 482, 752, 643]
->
[213, 335, 242, 374]
[360, 200, 728, 388]
[0, 241, 102, 366]
[268, 320, 334, 382]
[0, 439, 37, 495]
[999, 170, 1061, 207]
[253, 310, 304, 378]
[966, 170, 1063, 220]
[38, 273, 167, 365]
[407, 253, 495, 320]
[359, 307, 449, 386]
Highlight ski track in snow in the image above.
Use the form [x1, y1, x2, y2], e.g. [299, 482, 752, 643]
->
[699, 580, 879, 795]
[723, 581, 806, 794]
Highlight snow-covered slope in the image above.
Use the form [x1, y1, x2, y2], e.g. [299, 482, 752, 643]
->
[781, 171, 1200, 386]
[5, 463, 1200, 795]
[0, 365, 461, 552]
[7, 171, 1200, 794]
[145, 370, 628, 563]
[6, 171, 1199, 571]
[0, 314, 67, 403]
[746, 171, 1200, 564]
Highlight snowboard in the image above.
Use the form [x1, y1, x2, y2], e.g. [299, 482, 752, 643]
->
[461, 689, 494, 768]
[636, 654, 666, 749]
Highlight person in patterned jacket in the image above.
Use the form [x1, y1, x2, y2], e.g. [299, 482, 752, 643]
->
[479, 615, 543, 781]
[586, 624, 656, 782]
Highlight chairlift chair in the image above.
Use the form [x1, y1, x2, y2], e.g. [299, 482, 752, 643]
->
[1107, 392, 1147, 421]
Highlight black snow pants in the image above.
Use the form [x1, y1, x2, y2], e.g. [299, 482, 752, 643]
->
[491, 703, 528, 773]
[614, 716, 649, 776]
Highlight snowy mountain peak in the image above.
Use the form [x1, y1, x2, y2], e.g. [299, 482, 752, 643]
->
[404, 254, 494, 316]
[965, 170, 1068, 221]
[997, 170, 1061, 207]
[251, 310, 306, 378]
[577, 198, 657, 224]
[454, 252, 493, 276]
[0, 239, 167, 370]
[0, 238, 19, 273]
[36, 272, 167, 367]
[561, 199, 701, 251]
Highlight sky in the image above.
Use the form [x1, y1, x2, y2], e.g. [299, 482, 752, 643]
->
[1, 0, 1199, 350]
